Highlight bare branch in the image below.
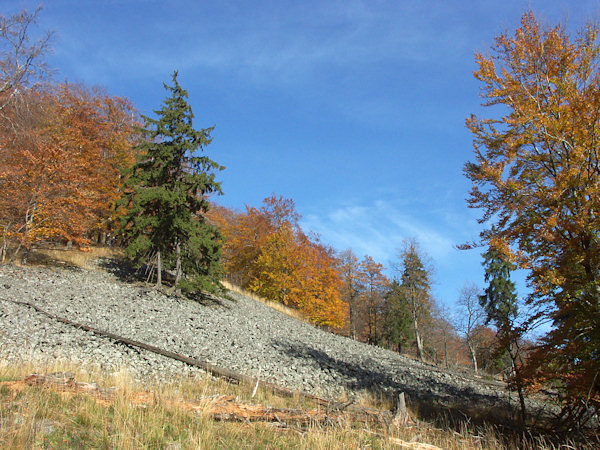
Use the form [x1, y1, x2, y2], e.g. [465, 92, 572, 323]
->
[0, 6, 54, 114]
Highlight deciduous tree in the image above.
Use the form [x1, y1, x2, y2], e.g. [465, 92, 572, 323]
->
[295, 235, 346, 329]
[220, 196, 299, 287]
[250, 222, 298, 305]
[360, 255, 388, 345]
[456, 283, 486, 373]
[0, 83, 137, 261]
[0, 6, 53, 116]
[428, 302, 460, 368]
[250, 223, 346, 329]
[339, 249, 367, 338]
[210, 195, 347, 328]
[464, 11, 600, 423]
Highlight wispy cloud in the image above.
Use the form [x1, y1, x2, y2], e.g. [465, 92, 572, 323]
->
[48, 0, 474, 88]
[301, 198, 459, 267]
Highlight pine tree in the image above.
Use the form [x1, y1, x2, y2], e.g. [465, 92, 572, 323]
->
[118, 71, 224, 293]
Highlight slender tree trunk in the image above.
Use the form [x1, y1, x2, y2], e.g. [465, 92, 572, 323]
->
[174, 240, 182, 286]
[468, 341, 479, 374]
[21, 247, 29, 265]
[12, 201, 36, 265]
[9, 241, 22, 265]
[443, 338, 448, 369]
[508, 344, 527, 426]
[349, 295, 357, 340]
[1, 227, 7, 264]
[414, 317, 424, 361]
[156, 249, 162, 289]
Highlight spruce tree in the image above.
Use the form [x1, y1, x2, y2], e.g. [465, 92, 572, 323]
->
[383, 280, 415, 354]
[394, 240, 433, 361]
[118, 71, 224, 293]
[479, 246, 518, 330]
[480, 243, 527, 425]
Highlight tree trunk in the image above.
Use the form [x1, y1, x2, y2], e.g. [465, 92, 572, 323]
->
[443, 339, 448, 369]
[9, 241, 22, 265]
[156, 249, 162, 289]
[468, 341, 478, 374]
[349, 297, 357, 340]
[414, 318, 424, 361]
[0, 231, 6, 264]
[174, 240, 182, 286]
[21, 248, 29, 265]
[508, 344, 527, 426]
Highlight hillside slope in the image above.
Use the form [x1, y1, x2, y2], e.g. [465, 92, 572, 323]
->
[0, 261, 534, 423]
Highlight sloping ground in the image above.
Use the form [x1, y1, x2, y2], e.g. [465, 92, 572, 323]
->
[0, 261, 544, 425]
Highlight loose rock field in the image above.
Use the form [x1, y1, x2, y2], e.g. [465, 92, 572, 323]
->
[0, 261, 529, 422]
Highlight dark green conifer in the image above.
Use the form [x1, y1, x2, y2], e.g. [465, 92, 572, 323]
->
[479, 243, 527, 425]
[118, 71, 224, 293]
[479, 246, 518, 331]
[383, 280, 415, 354]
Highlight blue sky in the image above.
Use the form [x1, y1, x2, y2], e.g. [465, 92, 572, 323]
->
[7, 0, 599, 311]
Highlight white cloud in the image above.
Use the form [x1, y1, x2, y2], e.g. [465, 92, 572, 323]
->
[301, 199, 458, 267]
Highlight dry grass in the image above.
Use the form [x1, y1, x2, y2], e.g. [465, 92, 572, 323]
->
[10, 245, 122, 270]
[0, 360, 579, 449]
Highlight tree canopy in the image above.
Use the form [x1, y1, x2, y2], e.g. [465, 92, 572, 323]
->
[465, 11, 600, 422]
[0, 83, 138, 261]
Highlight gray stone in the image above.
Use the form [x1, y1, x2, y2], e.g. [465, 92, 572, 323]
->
[0, 263, 546, 420]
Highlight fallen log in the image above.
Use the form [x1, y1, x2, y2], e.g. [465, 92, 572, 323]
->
[5, 372, 390, 431]
[1, 297, 398, 425]
[23, 372, 117, 400]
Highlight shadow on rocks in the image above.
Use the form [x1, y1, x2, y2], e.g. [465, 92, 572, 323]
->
[97, 257, 231, 307]
[184, 289, 231, 307]
[273, 338, 521, 430]
[97, 257, 142, 283]
[273, 338, 429, 402]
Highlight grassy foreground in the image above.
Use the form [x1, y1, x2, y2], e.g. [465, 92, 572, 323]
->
[0, 360, 570, 450]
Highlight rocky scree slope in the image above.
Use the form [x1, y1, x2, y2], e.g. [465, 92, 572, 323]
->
[0, 262, 526, 420]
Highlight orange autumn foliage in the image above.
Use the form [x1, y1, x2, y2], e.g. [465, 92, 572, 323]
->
[250, 225, 347, 329]
[209, 196, 347, 329]
[465, 11, 600, 421]
[207, 196, 301, 287]
[0, 83, 138, 258]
